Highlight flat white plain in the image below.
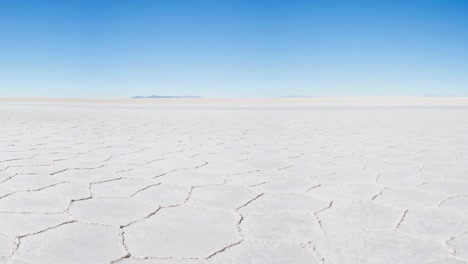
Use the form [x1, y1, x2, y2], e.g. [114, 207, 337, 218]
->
[0, 98, 467, 264]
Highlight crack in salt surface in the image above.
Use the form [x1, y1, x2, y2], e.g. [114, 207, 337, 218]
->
[395, 209, 409, 230]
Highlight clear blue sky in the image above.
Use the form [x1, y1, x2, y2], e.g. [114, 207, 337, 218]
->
[1, 0, 467, 97]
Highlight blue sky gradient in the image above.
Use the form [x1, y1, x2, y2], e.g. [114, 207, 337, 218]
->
[1, 0, 467, 97]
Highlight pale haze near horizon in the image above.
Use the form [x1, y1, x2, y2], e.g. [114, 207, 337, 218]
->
[0, 0, 467, 98]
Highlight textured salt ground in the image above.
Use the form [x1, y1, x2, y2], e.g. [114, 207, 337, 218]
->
[0, 101, 468, 264]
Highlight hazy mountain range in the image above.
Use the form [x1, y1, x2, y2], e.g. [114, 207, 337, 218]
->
[131, 95, 202, 99]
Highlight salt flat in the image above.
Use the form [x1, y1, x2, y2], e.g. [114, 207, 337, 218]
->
[1, 98, 468, 264]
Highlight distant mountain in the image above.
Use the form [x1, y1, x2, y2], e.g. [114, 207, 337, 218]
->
[280, 95, 315, 98]
[131, 95, 202, 99]
[424, 93, 443, 97]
